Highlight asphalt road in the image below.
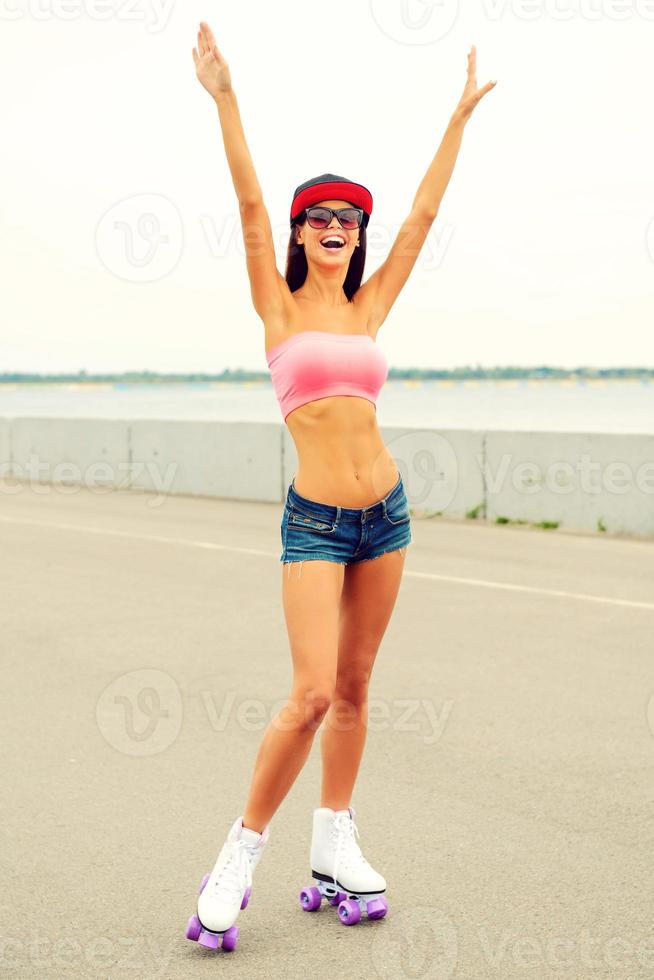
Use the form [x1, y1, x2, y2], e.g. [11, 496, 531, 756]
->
[1, 482, 653, 980]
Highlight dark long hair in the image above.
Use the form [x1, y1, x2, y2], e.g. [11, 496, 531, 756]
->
[284, 211, 368, 302]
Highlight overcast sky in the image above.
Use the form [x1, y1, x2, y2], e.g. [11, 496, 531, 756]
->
[2, 1, 653, 374]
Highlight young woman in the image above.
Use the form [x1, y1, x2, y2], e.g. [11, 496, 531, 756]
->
[186, 21, 496, 952]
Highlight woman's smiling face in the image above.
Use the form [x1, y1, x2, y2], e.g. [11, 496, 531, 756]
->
[295, 199, 360, 267]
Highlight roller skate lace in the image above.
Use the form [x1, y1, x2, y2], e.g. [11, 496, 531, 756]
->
[210, 838, 252, 901]
[331, 810, 371, 892]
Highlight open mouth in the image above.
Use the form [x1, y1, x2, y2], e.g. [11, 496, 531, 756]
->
[319, 234, 346, 250]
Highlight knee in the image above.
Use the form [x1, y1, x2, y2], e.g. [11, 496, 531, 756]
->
[290, 683, 334, 732]
[334, 667, 371, 708]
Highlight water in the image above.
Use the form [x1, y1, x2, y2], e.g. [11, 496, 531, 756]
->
[0, 379, 652, 434]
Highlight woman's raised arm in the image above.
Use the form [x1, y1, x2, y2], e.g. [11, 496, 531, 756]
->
[192, 22, 288, 322]
[357, 46, 496, 332]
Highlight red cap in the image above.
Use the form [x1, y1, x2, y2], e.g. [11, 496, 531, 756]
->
[290, 172, 373, 225]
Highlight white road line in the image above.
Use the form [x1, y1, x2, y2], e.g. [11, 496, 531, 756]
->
[1, 513, 653, 612]
[0, 514, 272, 559]
[406, 570, 654, 611]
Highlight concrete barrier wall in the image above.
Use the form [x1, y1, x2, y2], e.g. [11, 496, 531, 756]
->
[9, 417, 131, 487]
[485, 430, 654, 536]
[130, 420, 283, 502]
[0, 418, 10, 477]
[1, 417, 652, 536]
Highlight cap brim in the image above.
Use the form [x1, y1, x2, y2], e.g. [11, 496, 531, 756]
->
[290, 179, 373, 223]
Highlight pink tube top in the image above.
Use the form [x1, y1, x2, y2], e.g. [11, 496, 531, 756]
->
[266, 330, 389, 422]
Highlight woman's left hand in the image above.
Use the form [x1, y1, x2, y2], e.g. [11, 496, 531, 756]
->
[453, 46, 496, 124]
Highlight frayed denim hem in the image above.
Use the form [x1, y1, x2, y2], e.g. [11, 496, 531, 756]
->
[279, 541, 410, 575]
[281, 554, 347, 582]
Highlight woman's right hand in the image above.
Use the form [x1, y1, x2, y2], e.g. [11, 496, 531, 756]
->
[192, 21, 232, 102]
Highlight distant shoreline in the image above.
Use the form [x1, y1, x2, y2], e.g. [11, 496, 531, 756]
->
[2, 367, 653, 384]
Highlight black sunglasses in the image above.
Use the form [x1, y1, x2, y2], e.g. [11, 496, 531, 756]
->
[303, 206, 365, 231]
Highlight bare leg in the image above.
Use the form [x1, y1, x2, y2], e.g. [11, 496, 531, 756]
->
[320, 547, 407, 810]
[241, 559, 345, 833]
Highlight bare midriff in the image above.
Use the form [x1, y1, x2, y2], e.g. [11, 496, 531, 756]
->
[265, 287, 398, 507]
[284, 394, 400, 508]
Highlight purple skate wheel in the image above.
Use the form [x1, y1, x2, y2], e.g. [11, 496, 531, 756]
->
[198, 929, 220, 950]
[299, 886, 322, 911]
[366, 896, 388, 920]
[198, 872, 210, 895]
[221, 925, 239, 951]
[241, 886, 251, 910]
[329, 890, 347, 907]
[338, 898, 361, 925]
[185, 914, 202, 941]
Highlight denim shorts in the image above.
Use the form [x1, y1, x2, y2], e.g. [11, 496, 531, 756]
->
[280, 473, 412, 565]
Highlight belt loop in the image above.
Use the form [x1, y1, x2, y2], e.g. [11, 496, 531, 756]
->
[335, 504, 341, 526]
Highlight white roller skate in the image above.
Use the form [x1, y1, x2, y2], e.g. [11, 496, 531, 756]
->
[299, 806, 388, 926]
[185, 816, 269, 952]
